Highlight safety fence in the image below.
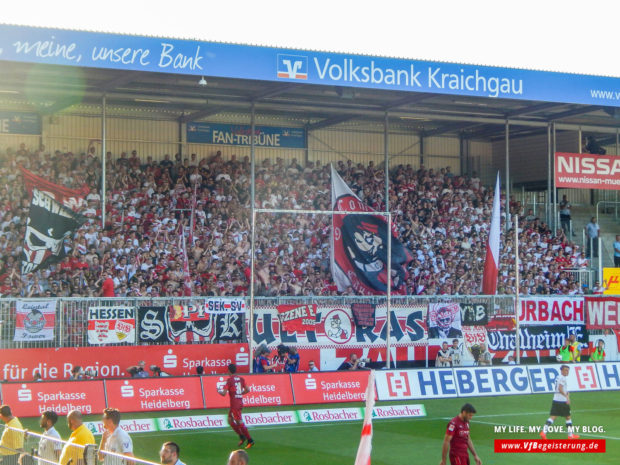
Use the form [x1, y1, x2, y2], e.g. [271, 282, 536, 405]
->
[0, 424, 161, 465]
[0, 295, 516, 350]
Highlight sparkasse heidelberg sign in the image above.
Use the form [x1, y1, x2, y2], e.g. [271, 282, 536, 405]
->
[1, 381, 106, 417]
[555, 152, 620, 190]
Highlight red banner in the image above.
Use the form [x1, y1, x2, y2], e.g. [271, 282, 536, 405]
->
[19, 165, 88, 210]
[290, 370, 371, 404]
[202, 373, 294, 408]
[519, 297, 584, 325]
[0, 381, 106, 417]
[0, 344, 250, 382]
[276, 304, 317, 333]
[555, 152, 620, 190]
[586, 297, 620, 329]
[105, 377, 204, 412]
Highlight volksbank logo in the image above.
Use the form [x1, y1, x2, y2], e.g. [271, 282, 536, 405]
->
[277, 54, 308, 80]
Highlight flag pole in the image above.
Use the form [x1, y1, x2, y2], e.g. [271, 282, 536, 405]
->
[354, 370, 376, 465]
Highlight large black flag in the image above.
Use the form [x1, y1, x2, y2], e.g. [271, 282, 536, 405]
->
[22, 189, 87, 274]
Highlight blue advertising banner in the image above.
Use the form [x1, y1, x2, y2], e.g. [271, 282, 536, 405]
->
[0, 112, 41, 135]
[1, 25, 620, 107]
[187, 123, 305, 148]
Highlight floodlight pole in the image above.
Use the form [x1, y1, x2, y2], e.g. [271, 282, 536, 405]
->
[249, 102, 256, 372]
[101, 94, 106, 230]
[546, 124, 552, 227]
[505, 120, 510, 232]
[384, 111, 392, 369]
[514, 214, 521, 364]
[552, 123, 557, 234]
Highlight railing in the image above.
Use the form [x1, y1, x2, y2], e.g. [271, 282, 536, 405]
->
[0, 295, 517, 350]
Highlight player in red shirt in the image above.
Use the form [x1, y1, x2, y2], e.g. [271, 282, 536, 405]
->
[217, 363, 255, 449]
[440, 403, 482, 465]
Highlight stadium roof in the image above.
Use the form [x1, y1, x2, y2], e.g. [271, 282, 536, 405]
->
[1, 24, 620, 141]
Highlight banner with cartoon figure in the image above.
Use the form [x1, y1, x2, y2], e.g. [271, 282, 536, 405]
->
[330, 165, 413, 295]
[427, 303, 462, 340]
[14, 300, 56, 342]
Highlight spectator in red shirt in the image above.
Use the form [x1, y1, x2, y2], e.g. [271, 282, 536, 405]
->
[100, 271, 115, 297]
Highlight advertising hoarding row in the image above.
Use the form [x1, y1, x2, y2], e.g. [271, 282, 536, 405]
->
[0, 370, 371, 417]
[4, 363, 620, 417]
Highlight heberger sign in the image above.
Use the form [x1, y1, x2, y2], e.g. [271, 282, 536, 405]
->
[555, 152, 620, 190]
[375, 368, 458, 400]
[0, 381, 106, 417]
[2, 25, 620, 106]
[202, 373, 294, 408]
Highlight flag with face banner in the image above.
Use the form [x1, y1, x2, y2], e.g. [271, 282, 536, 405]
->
[331, 165, 413, 295]
[22, 189, 87, 274]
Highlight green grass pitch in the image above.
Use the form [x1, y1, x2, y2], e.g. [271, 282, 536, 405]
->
[20, 391, 619, 465]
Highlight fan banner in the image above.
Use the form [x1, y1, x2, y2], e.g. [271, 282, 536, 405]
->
[350, 303, 376, 327]
[87, 307, 136, 345]
[460, 303, 489, 326]
[427, 303, 463, 339]
[14, 300, 56, 342]
[204, 298, 246, 314]
[585, 297, 620, 329]
[167, 305, 213, 343]
[21, 189, 87, 274]
[252, 303, 427, 348]
[19, 165, 88, 210]
[518, 297, 585, 326]
[137, 306, 169, 343]
[276, 304, 318, 333]
[330, 165, 412, 295]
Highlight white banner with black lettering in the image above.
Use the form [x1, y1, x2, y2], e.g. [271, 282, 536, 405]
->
[204, 298, 246, 314]
[87, 307, 136, 345]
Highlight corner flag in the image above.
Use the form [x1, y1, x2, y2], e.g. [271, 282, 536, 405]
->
[354, 370, 376, 465]
[482, 172, 501, 294]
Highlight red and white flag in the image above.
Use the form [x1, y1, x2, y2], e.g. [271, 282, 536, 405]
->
[188, 181, 198, 245]
[179, 231, 192, 297]
[354, 370, 376, 465]
[482, 172, 501, 294]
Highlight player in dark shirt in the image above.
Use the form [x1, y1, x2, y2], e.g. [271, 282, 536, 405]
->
[217, 363, 255, 449]
[440, 403, 482, 465]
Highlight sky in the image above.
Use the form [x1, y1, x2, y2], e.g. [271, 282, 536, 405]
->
[2, 0, 620, 77]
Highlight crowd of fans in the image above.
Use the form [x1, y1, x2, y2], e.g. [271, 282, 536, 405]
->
[0, 142, 592, 300]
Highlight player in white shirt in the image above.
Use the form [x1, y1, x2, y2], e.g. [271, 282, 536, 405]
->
[540, 365, 579, 439]
[38, 411, 62, 465]
[99, 409, 133, 465]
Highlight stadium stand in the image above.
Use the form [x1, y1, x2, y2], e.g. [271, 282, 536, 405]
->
[0, 144, 590, 301]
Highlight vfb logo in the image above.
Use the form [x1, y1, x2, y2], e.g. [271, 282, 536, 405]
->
[277, 54, 308, 80]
